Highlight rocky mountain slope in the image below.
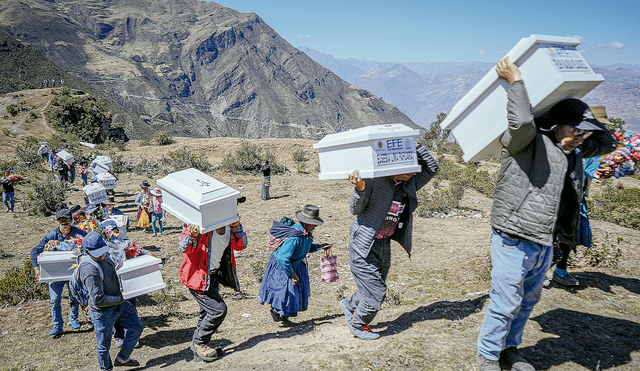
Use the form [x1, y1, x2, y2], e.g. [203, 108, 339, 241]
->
[0, 0, 420, 140]
[302, 48, 640, 131]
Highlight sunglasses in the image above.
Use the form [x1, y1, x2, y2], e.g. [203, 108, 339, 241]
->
[570, 127, 593, 139]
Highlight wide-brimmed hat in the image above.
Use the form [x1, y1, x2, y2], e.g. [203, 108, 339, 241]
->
[140, 180, 151, 188]
[295, 204, 324, 226]
[82, 232, 109, 258]
[150, 188, 162, 196]
[70, 205, 83, 218]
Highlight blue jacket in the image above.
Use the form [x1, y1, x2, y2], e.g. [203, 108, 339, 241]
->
[272, 222, 323, 276]
[31, 226, 87, 267]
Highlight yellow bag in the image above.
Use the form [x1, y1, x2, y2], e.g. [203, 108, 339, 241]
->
[137, 209, 150, 228]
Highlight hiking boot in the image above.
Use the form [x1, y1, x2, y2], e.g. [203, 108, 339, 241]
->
[339, 299, 353, 324]
[114, 355, 140, 367]
[553, 269, 579, 286]
[500, 347, 535, 371]
[348, 322, 380, 340]
[70, 319, 82, 329]
[476, 352, 500, 371]
[48, 327, 63, 336]
[190, 342, 219, 362]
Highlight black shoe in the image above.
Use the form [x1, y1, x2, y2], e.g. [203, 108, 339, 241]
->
[499, 347, 535, 371]
[114, 356, 140, 367]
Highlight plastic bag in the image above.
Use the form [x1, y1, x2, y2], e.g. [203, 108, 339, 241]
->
[137, 209, 150, 228]
[320, 249, 339, 283]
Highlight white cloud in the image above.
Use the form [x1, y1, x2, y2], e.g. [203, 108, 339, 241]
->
[475, 49, 485, 56]
[587, 41, 625, 52]
[299, 34, 309, 39]
[495, 50, 509, 54]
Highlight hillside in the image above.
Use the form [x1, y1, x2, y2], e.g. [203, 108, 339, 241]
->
[0, 88, 639, 370]
[0, 0, 420, 140]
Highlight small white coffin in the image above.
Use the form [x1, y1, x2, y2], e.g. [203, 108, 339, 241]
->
[96, 173, 117, 190]
[56, 150, 75, 165]
[37, 251, 77, 283]
[83, 183, 107, 205]
[157, 168, 240, 234]
[313, 124, 421, 180]
[116, 255, 166, 300]
[89, 156, 113, 174]
[440, 34, 604, 162]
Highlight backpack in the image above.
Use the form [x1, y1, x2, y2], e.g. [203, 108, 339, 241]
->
[69, 254, 104, 308]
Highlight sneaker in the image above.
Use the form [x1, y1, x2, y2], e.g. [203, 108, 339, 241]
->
[48, 327, 63, 336]
[499, 347, 535, 371]
[348, 322, 380, 340]
[114, 337, 124, 348]
[190, 341, 219, 362]
[114, 356, 140, 367]
[70, 319, 82, 329]
[476, 352, 500, 371]
[553, 269, 579, 286]
[339, 299, 353, 324]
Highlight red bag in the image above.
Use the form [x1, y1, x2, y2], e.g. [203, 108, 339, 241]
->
[320, 249, 339, 283]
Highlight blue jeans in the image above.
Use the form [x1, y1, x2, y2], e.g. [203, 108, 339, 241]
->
[90, 301, 143, 370]
[49, 281, 79, 329]
[151, 212, 163, 234]
[477, 231, 553, 360]
[2, 191, 14, 211]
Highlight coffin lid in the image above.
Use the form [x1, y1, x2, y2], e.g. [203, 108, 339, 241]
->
[56, 150, 75, 164]
[83, 183, 106, 193]
[116, 255, 162, 275]
[313, 124, 420, 149]
[37, 251, 77, 263]
[157, 168, 240, 208]
[96, 173, 116, 181]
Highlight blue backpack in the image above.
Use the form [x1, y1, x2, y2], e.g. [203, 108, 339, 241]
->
[69, 254, 103, 308]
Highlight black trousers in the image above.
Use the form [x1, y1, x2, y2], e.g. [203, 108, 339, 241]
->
[189, 275, 227, 346]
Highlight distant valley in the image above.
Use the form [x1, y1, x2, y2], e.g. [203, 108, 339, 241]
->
[299, 47, 640, 132]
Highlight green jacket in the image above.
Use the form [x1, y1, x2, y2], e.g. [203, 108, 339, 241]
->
[490, 80, 617, 247]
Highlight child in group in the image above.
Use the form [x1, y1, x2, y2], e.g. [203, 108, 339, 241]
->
[79, 165, 89, 186]
[149, 188, 163, 236]
[258, 204, 330, 327]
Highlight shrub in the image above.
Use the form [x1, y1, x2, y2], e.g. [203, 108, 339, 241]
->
[15, 138, 41, 168]
[1, 128, 10, 136]
[134, 159, 161, 176]
[22, 177, 67, 216]
[292, 148, 308, 173]
[160, 147, 211, 173]
[47, 132, 80, 151]
[573, 233, 623, 268]
[152, 131, 175, 146]
[6, 104, 18, 116]
[139, 139, 151, 146]
[417, 179, 465, 216]
[587, 187, 640, 230]
[251, 261, 264, 283]
[221, 141, 283, 173]
[45, 94, 111, 143]
[149, 280, 184, 316]
[0, 260, 49, 306]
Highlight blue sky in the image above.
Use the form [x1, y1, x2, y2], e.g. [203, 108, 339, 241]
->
[212, 0, 639, 66]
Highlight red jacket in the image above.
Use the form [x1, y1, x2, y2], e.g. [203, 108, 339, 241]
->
[179, 224, 246, 292]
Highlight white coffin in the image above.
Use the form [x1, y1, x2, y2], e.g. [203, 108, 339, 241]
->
[96, 173, 117, 190]
[37, 251, 76, 283]
[83, 183, 107, 205]
[56, 150, 75, 165]
[157, 168, 240, 234]
[116, 255, 166, 300]
[89, 156, 113, 174]
[313, 124, 421, 179]
[108, 215, 129, 239]
[440, 34, 604, 162]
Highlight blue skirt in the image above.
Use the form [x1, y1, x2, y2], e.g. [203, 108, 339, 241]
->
[258, 254, 310, 317]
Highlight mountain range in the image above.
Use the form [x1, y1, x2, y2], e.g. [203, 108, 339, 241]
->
[299, 47, 640, 132]
[0, 0, 419, 140]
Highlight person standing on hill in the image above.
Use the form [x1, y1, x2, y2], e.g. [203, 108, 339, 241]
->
[340, 143, 438, 340]
[148, 188, 164, 237]
[31, 208, 87, 335]
[178, 213, 247, 362]
[260, 160, 271, 200]
[206, 124, 212, 138]
[1, 170, 24, 212]
[475, 58, 616, 371]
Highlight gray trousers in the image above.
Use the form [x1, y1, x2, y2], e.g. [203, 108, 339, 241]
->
[189, 275, 227, 346]
[344, 237, 391, 327]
